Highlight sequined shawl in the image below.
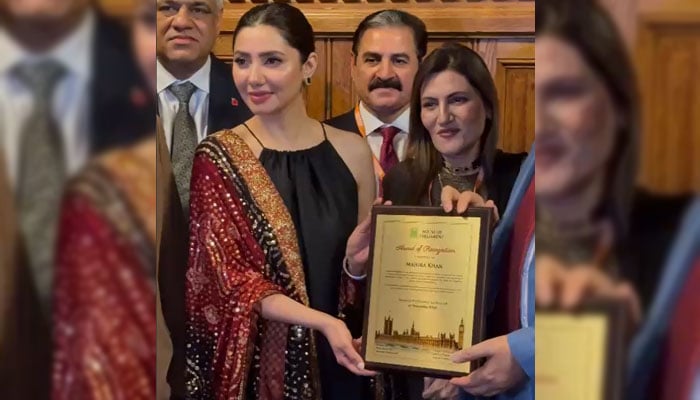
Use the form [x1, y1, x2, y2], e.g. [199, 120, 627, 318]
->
[52, 139, 157, 399]
[185, 131, 363, 399]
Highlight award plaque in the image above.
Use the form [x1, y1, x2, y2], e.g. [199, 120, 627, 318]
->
[361, 206, 492, 377]
[536, 303, 627, 400]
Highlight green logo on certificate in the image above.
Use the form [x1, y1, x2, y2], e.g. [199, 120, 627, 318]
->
[410, 227, 418, 238]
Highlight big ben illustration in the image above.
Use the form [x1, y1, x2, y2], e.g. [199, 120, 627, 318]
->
[458, 318, 465, 350]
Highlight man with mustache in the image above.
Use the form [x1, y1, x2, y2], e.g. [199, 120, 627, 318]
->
[326, 9, 427, 187]
[155, 1, 251, 399]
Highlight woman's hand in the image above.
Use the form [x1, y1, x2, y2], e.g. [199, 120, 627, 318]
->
[321, 318, 377, 377]
[536, 254, 641, 322]
[346, 197, 392, 276]
[440, 186, 499, 223]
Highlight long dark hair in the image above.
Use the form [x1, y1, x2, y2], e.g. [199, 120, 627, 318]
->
[232, 3, 315, 63]
[405, 42, 499, 203]
[537, 0, 639, 238]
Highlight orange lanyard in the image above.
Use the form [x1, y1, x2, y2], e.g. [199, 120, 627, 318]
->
[355, 104, 387, 182]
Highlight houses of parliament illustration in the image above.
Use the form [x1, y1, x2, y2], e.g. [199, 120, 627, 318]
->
[375, 314, 466, 350]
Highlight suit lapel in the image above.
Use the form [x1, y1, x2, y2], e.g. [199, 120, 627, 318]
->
[91, 14, 154, 153]
[207, 58, 227, 135]
[207, 56, 251, 135]
[156, 117, 180, 256]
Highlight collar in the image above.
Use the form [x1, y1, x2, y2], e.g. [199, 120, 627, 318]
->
[0, 10, 95, 80]
[359, 101, 410, 135]
[157, 55, 211, 94]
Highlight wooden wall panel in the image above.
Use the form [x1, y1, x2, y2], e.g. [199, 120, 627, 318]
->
[497, 64, 534, 153]
[329, 41, 356, 117]
[304, 38, 329, 121]
[99, 0, 534, 153]
[592, 0, 700, 194]
[636, 3, 700, 193]
[214, 2, 534, 152]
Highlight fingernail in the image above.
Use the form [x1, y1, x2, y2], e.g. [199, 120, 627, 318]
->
[357, 362, 365, 370]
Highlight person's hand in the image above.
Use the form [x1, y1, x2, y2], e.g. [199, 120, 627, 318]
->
[321, 318, 377, 377]
[536, 254, 641, 323]
[448, 336, 525, 397]
[346, 197, 392, 275]
[422, 378, 460, 399]
[440, 186, 499, 223]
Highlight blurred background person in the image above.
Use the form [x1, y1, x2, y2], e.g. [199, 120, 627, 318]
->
[0, 0, 153, 398]
[51, 0, 157, 399]
[155, 1, 251, 398]
[535, 0, 697, 398]
[535, 0, 692, 325]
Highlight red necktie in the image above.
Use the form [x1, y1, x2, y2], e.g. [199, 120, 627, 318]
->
[379, 126, 400, 173]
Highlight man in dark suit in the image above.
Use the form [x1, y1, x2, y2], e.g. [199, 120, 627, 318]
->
[0, 1, 154, 398]
[155, 1, 252, 398]
[325, 10, 426, 187]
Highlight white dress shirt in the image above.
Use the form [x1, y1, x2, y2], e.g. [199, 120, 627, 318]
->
[0, 11, 95, 188]
[157, 57, 211, 152]
[358, 101, 410, 163]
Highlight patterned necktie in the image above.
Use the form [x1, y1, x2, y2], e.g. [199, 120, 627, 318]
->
[379, 125, 400, 173]
[14, 59, 67, 317]
[169, 81, 198, 215]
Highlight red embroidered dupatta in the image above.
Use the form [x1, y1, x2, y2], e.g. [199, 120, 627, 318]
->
[52, 140, 157, 400]
[185, 131, 362, 400]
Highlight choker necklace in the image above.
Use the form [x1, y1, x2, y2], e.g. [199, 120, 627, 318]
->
[442, 158, 480, 177]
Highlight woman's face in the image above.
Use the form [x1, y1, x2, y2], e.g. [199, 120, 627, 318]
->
[133, 0, 156, 92]
[535, 35, 617, 200]
[232, 24, 316, 115]
[420, 69, 488, 162]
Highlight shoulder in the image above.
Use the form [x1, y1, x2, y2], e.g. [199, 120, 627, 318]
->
[66, 138, 156, 206]
[324, 110, 359, 133]
[94, 13, 130, 49]
[325, 124, 371, 162]
[629, 189, 693, 234]
[493, 150, 527, 174]
[209, 54, 231, 75]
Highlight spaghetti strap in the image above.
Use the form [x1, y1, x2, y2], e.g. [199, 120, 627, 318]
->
[242, 123, 265, 149]
[320, 121, 328, 140]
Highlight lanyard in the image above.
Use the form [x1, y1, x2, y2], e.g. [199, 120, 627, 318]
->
[355, 104, 388, 182]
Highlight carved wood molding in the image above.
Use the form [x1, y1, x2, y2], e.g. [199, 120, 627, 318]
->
[222, 3, 534, 35]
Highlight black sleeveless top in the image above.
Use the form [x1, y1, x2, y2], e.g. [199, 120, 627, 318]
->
[244, 122, 364, 399]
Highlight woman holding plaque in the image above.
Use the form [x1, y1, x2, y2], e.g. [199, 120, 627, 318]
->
[184, 3, 380, 400]
[358, 42, 531, 399]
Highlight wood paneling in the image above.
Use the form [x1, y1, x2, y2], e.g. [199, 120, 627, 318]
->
[217, 2, 535, 152]
[221, 2, 535, 35]
[105, 0, 534, 153]
[636, 2, 700, 193]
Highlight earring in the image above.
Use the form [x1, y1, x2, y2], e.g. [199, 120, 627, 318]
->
[304, 77, 311, 86]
